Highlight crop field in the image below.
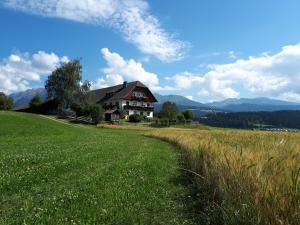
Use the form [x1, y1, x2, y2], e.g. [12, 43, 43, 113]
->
[147, 128, 300, 225]
[0, 112, 195, 225]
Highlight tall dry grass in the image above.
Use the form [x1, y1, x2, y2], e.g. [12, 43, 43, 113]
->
[147, 128, 300, 225]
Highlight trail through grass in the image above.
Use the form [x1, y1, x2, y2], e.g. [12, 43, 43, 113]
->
[0, 112, 195, 225]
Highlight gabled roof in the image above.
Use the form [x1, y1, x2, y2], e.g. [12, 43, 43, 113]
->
[89, 81, 157, 104]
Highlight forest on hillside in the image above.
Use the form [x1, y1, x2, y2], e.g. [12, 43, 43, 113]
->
[199, 110, 300, 130]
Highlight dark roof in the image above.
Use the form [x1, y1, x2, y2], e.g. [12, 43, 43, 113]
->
[89, 81, 157, 104]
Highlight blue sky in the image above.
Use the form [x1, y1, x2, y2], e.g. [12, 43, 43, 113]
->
[1, 0, 300, 102]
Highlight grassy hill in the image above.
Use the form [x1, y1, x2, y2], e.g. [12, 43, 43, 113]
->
[0, 112, 194, 225]
[1, 112, 299, 225]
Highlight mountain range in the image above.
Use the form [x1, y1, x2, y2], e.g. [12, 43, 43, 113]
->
[9, 88, 47, 108]
[207, 97, 300, 112]
[9, 88, 300, 114]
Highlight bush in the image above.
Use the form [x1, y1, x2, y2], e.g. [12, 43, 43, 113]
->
[71, 103, 103, 124]
[88, 104, 103, 124]
[71, 102, 84, 118]
[177, 114, 186, 124]
[129, 114, 142, 123]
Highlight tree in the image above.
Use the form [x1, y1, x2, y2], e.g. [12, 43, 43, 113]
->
[87, 104, 104, 124]
[182, 109, 194, 121]
[0, 92, 13, 110]
[75, 80, 91, 105]
[45, 60, 82, 110]
[29, 95, 42, 108]
[159, 101, 179, 120]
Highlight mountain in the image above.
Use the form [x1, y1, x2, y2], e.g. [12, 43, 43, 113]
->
[153, 93, 219, 117]
[9, 88, 47, 108]
[207, 97, 300, 112]
[154, 93, 208, 108]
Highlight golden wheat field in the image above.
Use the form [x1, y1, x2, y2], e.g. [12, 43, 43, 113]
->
[146, 128, 300, 225]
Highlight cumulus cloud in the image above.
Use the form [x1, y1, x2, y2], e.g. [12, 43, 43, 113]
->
[93, 48, 159, 89]
[2, 0, 187, 62]
[0, 51, 68, 94]
[167, 43, 300, 102]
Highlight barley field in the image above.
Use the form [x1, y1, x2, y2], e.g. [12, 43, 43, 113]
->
[147, 128, 300, 225]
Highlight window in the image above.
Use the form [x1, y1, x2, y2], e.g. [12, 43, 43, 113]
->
[126, 101, 129, 106]
[147, 112, 150, 116]
[133, 91, 145, 97]
[140, 112, 143, 116]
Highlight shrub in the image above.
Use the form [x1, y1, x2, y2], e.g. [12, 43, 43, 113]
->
[129, 114, 142, 123]
[177, 114, 186, 124]
[86, 104, 103, 124]
[71, 102, 84, 118]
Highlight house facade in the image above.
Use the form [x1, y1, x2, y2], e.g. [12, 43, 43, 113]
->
[89, 81, 157, 120]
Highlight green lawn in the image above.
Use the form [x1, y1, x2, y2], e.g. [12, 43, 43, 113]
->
[0, 112, 194, 225]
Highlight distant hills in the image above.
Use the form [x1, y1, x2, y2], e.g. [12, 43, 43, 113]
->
[207, 97, 300, 112]
[154, 93, 207, 108]
[9, 88, 47, 108]
[9, 88, 300, 114]
[153, 93, 217, 117]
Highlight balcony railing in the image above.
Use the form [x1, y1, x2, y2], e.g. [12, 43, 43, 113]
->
[123, 105, 154, 111]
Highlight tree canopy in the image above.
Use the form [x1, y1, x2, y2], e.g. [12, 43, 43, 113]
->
[29, 95, 42, 108]
[45, 60, 83, 109]
[182, 109, 194, 120]
[0, 92, 13, 110]
[159, 101, 179, 120]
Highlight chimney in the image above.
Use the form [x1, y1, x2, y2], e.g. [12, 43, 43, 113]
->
[123, 81, 128, 88]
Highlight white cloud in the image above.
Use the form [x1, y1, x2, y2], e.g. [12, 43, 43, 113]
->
[167, 43, 300, 102]
[198, 51, 237, 60]
[186, 95, 193, 100]
[0, 51, 68, 94]
[93, 48, 159, 89]
[3, 0, 187, 62]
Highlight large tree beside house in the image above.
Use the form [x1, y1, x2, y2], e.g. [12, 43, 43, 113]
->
[45, 60, 87, 110]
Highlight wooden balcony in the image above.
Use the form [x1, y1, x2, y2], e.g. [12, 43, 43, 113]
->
[123, 105, 154, 111]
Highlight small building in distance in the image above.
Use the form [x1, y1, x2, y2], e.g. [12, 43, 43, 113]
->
[89, 81, 157, 121]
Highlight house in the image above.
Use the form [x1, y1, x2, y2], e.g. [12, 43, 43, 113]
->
[89, 81, 157, 121]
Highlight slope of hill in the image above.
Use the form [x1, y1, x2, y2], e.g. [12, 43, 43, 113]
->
[154, 93, 207, 108]
[9, 88, 47, 108]
[0, 112, 194, 224]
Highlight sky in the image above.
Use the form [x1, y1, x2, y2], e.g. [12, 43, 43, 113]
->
[1, 0, 300, 103]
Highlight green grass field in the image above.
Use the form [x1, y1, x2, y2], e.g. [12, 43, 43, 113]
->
[0, 112, 195, 225]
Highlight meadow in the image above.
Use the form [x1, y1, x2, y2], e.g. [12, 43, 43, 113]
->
[146, 128, 300, 225]
[1, 112, 299, 225]
[0, 112, 195, 225]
